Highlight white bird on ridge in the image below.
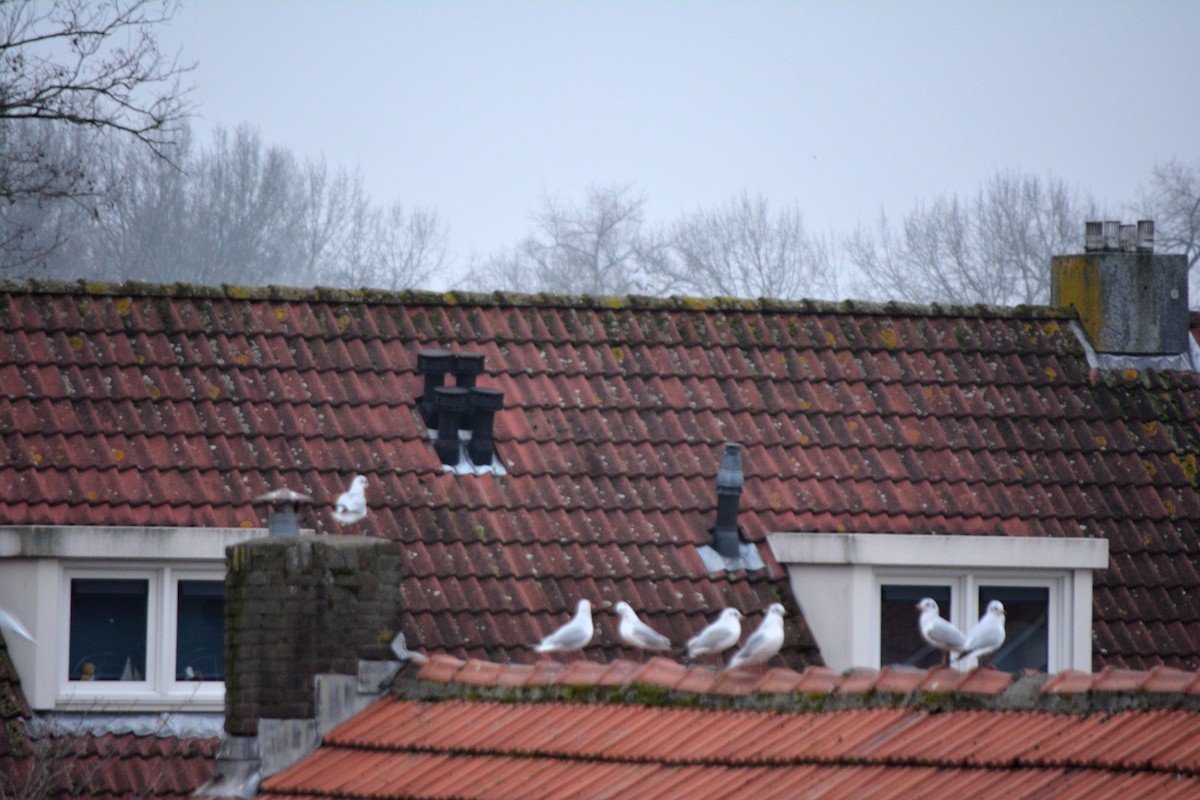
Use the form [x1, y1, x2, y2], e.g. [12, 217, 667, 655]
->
[0, 607, 35, 645]
[332, 475, 368, 525]
[917, 597, 967, 667]
[614, 601, 672, 656]
[954, 600, 1007, 667]
[727, 603, 785, 672]
[686, 607, 743, 661]
[532, 599, 595, 657]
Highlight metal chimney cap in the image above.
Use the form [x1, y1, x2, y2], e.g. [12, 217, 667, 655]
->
[454, 352, 486, 375]
[716, 442, 744, 493]
[417, 349, 455, 373]
[470, 386, 505, 410]
[253, 488, 314, 506]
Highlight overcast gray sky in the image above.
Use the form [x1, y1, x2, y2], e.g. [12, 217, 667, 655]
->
[160, 1, 1200, 288]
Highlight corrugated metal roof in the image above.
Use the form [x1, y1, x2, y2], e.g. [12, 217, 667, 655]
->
[259, 695, 1200, 800]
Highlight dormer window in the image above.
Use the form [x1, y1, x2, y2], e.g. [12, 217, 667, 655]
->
[768, 533, 1108, 672]
[0, 525, 265, 710]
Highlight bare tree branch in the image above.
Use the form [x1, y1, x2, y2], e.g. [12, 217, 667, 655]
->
[0, 0, 193, 204]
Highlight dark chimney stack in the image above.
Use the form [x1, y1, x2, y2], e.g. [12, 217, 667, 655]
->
[467, 387, 504, 466]
[434, 386, 469, 465]
[712, 442, 744, 558]
[417, 349, 455, 427]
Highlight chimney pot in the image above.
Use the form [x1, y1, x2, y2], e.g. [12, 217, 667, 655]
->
[467, 387, 504, 466]
[1102, 220, 1121, 251]
[453, 352, 486, 388]
[1120, 224, 1137, 252]
[1137, 220, 1155, 253]
[417, 349, 455, 427]
[1084, 221, 1103, 252]
[434, 386, 469, 465]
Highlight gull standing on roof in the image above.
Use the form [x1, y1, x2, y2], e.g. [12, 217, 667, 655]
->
[917, 597, 967, 667]
[532, 599, 594, 657]
[686, 607, 743, 662]
[0, 607, 34, 644]
[727, 603, 785, 672]
[955, 600, 1007, 667]
[614, 601, 672, 658]
[332, 475, 368, 525]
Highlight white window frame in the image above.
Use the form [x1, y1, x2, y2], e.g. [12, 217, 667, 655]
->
[60, 564, 227, 707]
[873, 568, 1066, 671]
[0, 525, 270, 711]
[767, 532, 1108, 672]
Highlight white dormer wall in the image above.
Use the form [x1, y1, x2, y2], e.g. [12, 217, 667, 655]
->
[0, 525, 269, 711]
[768, 532, 1109, 672]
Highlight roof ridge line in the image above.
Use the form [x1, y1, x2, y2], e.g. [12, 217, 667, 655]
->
[402, 657, 1200, 714]
[0, 278, 1074, 320]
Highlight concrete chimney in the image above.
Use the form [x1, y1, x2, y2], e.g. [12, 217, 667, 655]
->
[1052, 220, 1189, 357]
[203, 536, 403, 796]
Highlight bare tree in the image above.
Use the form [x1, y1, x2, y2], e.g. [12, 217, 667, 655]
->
[1137, 158, 1200, 303]
[846, 171, 1086, 306]
[0, 0, 191, 203]
[661, 192, 837, 300]
[470, 184, 663, 296]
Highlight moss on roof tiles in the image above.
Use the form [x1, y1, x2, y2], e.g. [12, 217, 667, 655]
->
[0, 278, 1077, 321]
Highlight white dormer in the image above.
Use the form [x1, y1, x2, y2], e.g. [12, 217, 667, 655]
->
[0, 525, 267, 711]
[768, 532, 1109, 672]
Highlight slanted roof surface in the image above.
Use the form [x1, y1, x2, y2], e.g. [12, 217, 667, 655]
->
[2, 280, 1199, 669]
[257, 658, 1200, 800]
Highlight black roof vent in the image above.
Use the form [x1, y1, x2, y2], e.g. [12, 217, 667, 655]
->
[467, 387, 504, 466]
[712, 442, 744, 558]
[696, 442, 763, 573]
[417, 349, 455, 427]
[454, 352, 485, 388]
[433, 387, 469, 466]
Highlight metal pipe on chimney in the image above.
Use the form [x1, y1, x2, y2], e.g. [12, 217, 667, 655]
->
[1084, 221, 1103, 252]
[712, 442, 744, 558]
[253, 488, 313, 537]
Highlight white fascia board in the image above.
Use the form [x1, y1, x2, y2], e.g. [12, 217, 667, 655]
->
[0, 525, 272, 560]
[767, 532, 1109, 571]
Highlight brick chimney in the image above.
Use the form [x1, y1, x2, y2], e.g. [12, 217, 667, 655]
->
[199, 534, 403, 797]
[1052, 220, 1190, 358]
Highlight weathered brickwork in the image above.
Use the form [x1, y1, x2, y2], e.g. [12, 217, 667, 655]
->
[224, 536, 402, 736]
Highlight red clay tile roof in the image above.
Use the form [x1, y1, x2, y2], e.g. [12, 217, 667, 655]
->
[0, 728, 217, 799]
[2, 281, 1200, 669]
[257, 659, 1200, 800]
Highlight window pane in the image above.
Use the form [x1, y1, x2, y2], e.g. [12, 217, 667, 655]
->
[881, 584, 952, 668]
[978, 586, 1049, 671]
[176, 580, 225, 681]
[69, 578, 148, 681]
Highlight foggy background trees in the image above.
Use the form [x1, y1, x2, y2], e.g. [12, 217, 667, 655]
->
[1, 2, 1198, 305]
